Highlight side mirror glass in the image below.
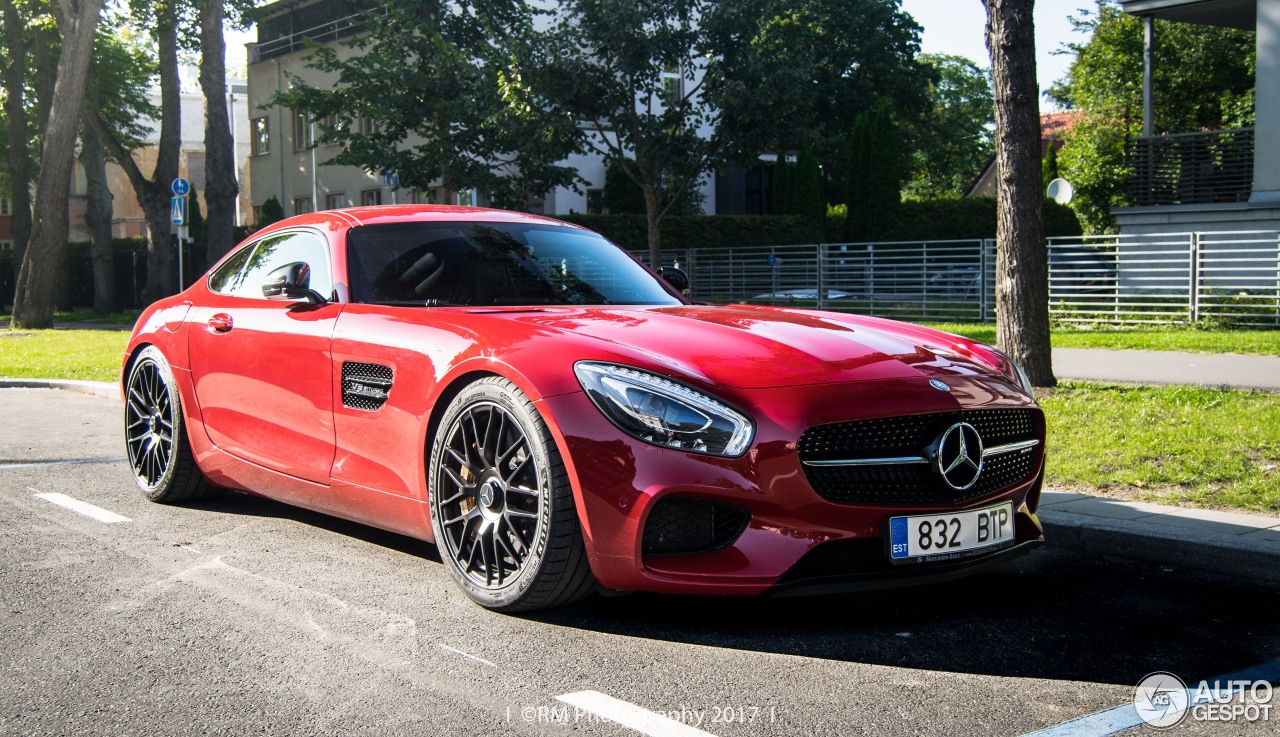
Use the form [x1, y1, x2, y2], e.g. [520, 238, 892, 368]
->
[657, 267, 689, 293]
[262, 261, 326, 304]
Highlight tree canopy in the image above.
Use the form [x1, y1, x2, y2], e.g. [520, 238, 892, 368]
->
[901, 53, 994, 200]
[275, 0, 582, 211]
[1049, 0, 1255, 232]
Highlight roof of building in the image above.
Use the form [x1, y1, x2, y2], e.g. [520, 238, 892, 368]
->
[966, 110, 1086, 197]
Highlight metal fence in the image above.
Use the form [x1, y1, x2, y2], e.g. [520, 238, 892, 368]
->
[639, 231, 1280, 328]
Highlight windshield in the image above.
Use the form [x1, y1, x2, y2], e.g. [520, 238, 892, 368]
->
[346, 221, 683, 307]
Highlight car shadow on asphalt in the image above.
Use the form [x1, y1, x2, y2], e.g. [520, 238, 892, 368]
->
[186, 487, 443, 564]
[182, 488, 1279, 688]
[530, 548, 1280, 688]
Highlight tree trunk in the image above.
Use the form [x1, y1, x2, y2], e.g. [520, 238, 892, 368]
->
[80, 124, 116, 314]
[1, 0, 32, 293]
[141, 0, 181, 303]
[641, 181, 662, 267]
[11, 0, 103, 329]
[199, 0, 238, 267]
[985, 0, 1055, 387]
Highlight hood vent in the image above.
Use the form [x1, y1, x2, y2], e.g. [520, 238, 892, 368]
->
[342, 361, 394, 411]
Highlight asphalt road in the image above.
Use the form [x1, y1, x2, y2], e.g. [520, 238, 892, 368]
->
[2, 388, 1278, 737]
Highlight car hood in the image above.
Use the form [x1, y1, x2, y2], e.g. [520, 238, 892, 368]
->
[481, 304, 1007, 390]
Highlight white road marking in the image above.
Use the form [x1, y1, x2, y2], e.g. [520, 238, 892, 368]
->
[0, 457, 127, 470]
[438, 644, 497, 668]
[33, 492, 131, 524]
[556, 691, 719, 737]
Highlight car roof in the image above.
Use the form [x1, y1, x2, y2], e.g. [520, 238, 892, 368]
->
[246, 205, 589, 243]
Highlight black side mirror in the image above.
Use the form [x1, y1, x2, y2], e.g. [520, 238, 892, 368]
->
[262, 261, 326, 304]
[657, 267, 689, 293]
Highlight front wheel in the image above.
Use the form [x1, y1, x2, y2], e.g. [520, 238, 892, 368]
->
[428, 377, 595, 611]
[124, 346, 215, 503]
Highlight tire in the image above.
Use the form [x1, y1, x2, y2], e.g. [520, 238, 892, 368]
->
[428, 376, 595, 612]
[124, 346, 215, 504]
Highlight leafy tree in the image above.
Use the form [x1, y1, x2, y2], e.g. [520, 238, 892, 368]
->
[11, 0, 104, 329]
[275, 0, 581, 215]
[534, 0, 796, 265]
[258, 195, 284, 226]
[80, 21, 158, 315]
[844, 114, 872, 241]
[88, 0, 184, 304]
[866, 103, 901, 240]
[1, 0, 57, 285]
[986, 0, 1053, 386]
[1042, 140, 1060, 194]
[602, 157, 703, 216]
[738, 0, 935, 192]
[1049, 1, 1254, 232]
[845, 107, 899, 240]
[771, 158, 795, 216]
[902, 54, 995, 200]
[793, 146, 824, 224]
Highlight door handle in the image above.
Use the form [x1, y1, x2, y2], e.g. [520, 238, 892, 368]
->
[207, 313, 234, 333]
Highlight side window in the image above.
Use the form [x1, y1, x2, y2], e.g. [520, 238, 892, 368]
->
[234, 231, 333, 300]
[207, 242, 257, 294]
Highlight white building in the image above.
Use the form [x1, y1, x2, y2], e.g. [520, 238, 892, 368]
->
[69, 65, 253, 241]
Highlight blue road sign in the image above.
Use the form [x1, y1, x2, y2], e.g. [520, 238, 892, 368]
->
[383, 172, 399, 188]
[171, 177, 191, 196]
[171, 197, 186, 225]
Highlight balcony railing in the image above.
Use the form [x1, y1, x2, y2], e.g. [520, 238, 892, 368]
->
[1125, 128, 1254, 207]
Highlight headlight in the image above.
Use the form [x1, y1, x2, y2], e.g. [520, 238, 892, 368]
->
[992, 350, 1035, 396]
[573, 362, 754, 457]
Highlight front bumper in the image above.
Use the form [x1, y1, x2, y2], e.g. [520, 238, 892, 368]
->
[538, 373, 1046, 595]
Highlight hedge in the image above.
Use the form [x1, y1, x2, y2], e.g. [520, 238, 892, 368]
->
[554, 213, 825, 253]
[826, 197, 1083, 242]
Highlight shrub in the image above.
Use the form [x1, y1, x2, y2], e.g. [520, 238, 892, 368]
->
[555, 213, 824, 254]
[827, 197, 1083, 242]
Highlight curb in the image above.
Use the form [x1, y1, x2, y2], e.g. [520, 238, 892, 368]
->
[0, 378, 118, 400]
[1041, 509, 1280, 585]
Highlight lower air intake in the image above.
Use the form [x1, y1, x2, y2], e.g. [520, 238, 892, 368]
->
[642, 496, 750, 557]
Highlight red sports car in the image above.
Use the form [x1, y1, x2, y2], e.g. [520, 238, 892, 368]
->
[122, 206, 1045, 611]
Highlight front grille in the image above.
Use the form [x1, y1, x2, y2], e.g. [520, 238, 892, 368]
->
[642, 496, 750, 557]
[798, 409, 1040, 506]
[341, 361, 394, 411]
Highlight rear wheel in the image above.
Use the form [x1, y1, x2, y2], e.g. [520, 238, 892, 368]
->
[124, 346, 215, 503]
[428, 377, 594, 611]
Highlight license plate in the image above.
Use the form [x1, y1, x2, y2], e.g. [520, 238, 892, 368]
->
[888, 502, 1014, 560]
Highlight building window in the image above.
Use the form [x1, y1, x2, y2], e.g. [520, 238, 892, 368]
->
[293, 196, 313, 215]
[662, 62, 682, 106]
[361, 189, 382, 206]
[251, 117, 270, 155]
[411, 189, 437, 205]
[454, 189, 476, 207]
[0, 197, 10, 216]
[586, 189, 604, 214]
[325, 193, 346, 210]
[357, 113, 373, 136]
[293, 110, 314, 151]
[0, 240, 12, 251]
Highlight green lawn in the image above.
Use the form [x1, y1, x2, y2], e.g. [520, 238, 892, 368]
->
[0, 330, 129, 383]
[1041, 382, 1280, 514]
[920, 323, 1280, 356]
[1, 309, 139, 326]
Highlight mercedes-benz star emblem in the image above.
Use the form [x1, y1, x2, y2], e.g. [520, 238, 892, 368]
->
[933, 422, 984, 490]
[929, 379, 950, 391]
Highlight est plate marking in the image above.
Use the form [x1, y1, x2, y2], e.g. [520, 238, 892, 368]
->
[889, 502, 1013, 560]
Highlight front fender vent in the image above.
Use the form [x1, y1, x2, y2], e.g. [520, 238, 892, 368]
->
[342, 361, 394, 411]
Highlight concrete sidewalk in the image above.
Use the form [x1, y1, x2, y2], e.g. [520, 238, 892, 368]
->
[5, 379, 1279, 586]
[1053, 347, 1280, 391]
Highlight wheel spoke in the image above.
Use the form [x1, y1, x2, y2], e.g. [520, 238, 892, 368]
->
[503, 454, 531, 486]
[441, 465, 473, 494]
[505, 507, 538, 520]
[506, 485, 539, 497]
[466, 411, 485, 466]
